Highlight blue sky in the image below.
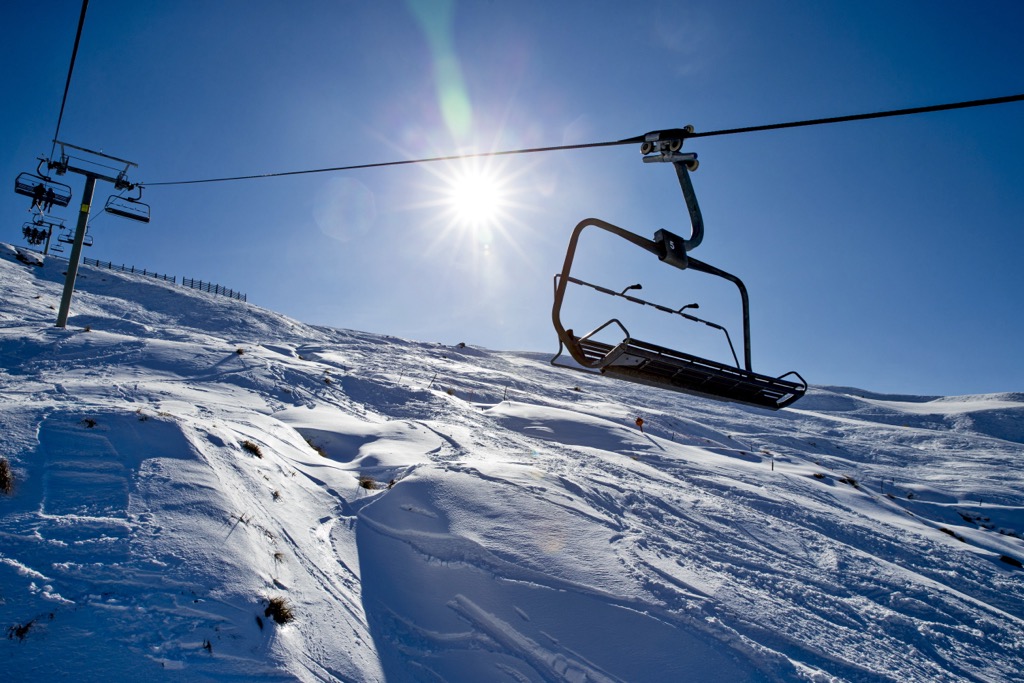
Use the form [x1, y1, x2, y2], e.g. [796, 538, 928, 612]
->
[3, 0, 1022, 397]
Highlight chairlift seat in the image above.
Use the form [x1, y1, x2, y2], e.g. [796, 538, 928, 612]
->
[14, 173, 72, 208]
[565, 333, 806, 410]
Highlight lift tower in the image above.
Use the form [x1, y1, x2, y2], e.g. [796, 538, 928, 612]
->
[44, 141, 149, 328]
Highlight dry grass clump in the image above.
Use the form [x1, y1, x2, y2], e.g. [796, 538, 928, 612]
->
[241, 440, 263, 458]
[0, 457, 13, 495]
[264, 596, 295, 624]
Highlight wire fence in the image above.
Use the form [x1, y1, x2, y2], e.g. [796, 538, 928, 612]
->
[181, 277, 247, 302]
[80, 256, 247, 302]
[82, 257, 176, 283]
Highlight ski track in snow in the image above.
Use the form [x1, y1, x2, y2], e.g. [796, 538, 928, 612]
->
[1, 243, 1023, 682]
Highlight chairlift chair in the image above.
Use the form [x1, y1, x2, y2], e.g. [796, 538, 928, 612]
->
[14, 172, 72, 209]
[104, 188, 150, 223]
[22, 215, 63, 247]
[54, 227, 93, 247]
[21, 222, 45, 246]
[550, 129, 807, 410]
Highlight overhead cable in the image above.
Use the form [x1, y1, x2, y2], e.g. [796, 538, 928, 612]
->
[142, 92, 1024, 188]
[50, 0, 90, 162]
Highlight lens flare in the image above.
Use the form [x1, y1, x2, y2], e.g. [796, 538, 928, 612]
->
[407, 0, 472, 139]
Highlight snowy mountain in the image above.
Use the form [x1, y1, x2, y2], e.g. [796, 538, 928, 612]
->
[1, 242, 1022, 682]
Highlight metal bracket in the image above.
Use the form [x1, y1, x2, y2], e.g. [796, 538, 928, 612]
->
[636, 126, 704, 254]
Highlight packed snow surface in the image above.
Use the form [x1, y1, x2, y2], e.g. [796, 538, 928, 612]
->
[1, 243, 1022, 682]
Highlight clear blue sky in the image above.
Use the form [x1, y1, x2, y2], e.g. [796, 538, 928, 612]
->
[3, 0, 1022, 397]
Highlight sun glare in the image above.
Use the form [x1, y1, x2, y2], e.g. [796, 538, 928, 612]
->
[445, 166, 508, 228]
[414, 153, 535, 267]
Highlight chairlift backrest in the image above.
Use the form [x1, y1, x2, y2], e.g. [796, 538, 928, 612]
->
[14, 173, 72, 208]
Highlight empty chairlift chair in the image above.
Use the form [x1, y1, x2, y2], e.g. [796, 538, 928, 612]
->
[104, 193, 150, 223]
[550, 129, 807, 410]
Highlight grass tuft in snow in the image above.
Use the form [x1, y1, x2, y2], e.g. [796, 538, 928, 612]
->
[241, 440, 263, 458]
[0, 457, 12, 494]
[358, 476, 377, 490]
[265, 596, 295, 625]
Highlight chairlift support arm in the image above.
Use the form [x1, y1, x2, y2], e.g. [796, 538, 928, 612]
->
[639, 127, 704, 253]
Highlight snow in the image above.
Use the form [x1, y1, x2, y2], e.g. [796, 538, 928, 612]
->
[1, 242, 1023, 682]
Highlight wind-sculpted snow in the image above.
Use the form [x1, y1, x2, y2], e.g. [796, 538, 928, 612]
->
[1, 245, 1023, 681]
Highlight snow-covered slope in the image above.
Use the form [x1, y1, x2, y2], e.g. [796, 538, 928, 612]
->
[1, 244, 1022, 682]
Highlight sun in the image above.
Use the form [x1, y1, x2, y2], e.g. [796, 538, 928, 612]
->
[443, 163, 509, 229]
[449, 173, 501, 225]
[413, 152, 535, 266]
